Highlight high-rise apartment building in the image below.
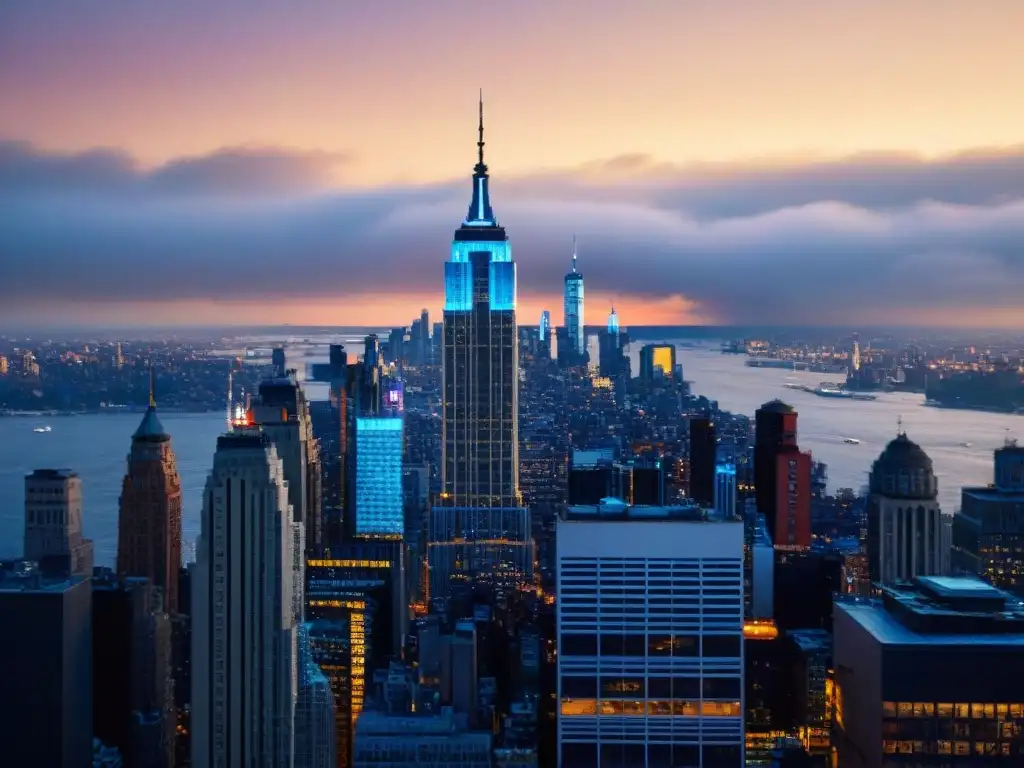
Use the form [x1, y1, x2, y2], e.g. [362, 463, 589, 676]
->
[24, 468, 94, 577]
[563, 237, 585, 359]
[354, 416, 404, 538]
[539, 310, 551, 358]
[431, 97, 532, 597]
[867, 432, 948, 585]
[191, 430, 303, 767]
[556, 501, 744, 768]
[116, 391, 183, 613]
[0, 566, 93, 768]
[953, 439, 1024, 594]
[754, 400, 798, 539]
[773, 447, 812, 549]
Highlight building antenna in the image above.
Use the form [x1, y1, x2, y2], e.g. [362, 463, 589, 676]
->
[572, 234, 578, 273]
[227, 368, 233, 432]
[896, 415, 904, 436]
[148, 360, 156, 408]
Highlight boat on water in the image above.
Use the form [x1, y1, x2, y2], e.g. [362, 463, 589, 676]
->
[33, 425, 52, 433]
[961, 442, 973, 448]
[782, 382, 878, 401]
[844, 438, 860, 445]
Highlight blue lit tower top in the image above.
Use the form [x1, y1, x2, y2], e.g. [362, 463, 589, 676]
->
[563, 235, 585, 356]
[607, 303, 619, 335]
[445, 91, 514, 312]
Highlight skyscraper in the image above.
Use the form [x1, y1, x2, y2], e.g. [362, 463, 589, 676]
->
[24, 468, 94, 577]
[556, 501, 744, 767]
[563, 236, 585, 359]
[191, 430, 303, 767]
[715, 462, 738, 517]
[432, 95, 532, 597]
[952, 439, 1024, 594]
[754, 400, 798, 537]
[689, 416, 717, 506]
[116, 383, 183, 613]
[251, 372, 324, 555]
[354, 416, 404, 537]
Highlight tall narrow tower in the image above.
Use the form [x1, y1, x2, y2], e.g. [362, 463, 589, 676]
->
[191, 429, 302, 767]
[116, 374, 183, 613]
[432, 95, 532, 598]
[563, 236, 585, 357]
[441, 93, 520, 510]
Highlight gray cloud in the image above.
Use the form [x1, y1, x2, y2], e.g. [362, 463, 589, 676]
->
[2, 140, 1024, 325]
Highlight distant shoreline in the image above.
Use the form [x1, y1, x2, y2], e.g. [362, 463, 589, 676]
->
[0, 407, 222, 417]
[923, 401, 1024, 416]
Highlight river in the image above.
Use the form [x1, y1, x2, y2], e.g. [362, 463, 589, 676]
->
[1, 342, 1016, 565]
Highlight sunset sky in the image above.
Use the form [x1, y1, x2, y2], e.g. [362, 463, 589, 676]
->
[3, 0, 1024, 328]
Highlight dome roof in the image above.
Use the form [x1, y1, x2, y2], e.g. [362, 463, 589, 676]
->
[875, 433, 932, 471]
[758, 399, 795, 414]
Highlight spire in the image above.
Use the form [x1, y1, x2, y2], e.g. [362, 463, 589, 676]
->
[464, 90, 495, 225]
[134, 363, 167, 440]
[572, 234, 578, 273]
[476, 88, 485, 172]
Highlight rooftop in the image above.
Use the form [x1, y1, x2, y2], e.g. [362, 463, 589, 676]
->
[26, 468, 77, 480]
[838, 576, 1024, 646]
[563, 498, 728, 522]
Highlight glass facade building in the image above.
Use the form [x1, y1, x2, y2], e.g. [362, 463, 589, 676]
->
[355, 417, 404, 537]
[563, 238, 585, 359]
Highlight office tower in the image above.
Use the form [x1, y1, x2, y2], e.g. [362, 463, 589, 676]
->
[364, 334, 380, 367]
[834, 576, 1024, 766]
[747, 512, 775, 619]
[353, 416, 404, 537]
[352, 708, 493, 768]
[754, 400, 799, 539]
[192, 430, 302, 767]
[432, 96, 532, 597]
[715, 462, 738, 516]
[24, 468, 94, 577]
[773, 549, 843, 632]
[251, 372, 324, 554]
[866, 432, 947, 585]
[310, 399, 343, 549]
[638, 343, 676, 381]
[92, 573, 175, 768]
[388, 327, 406, 365]
[567, 457, 663, 506]
[116, 388, 183, 613]
[563, 236, 585, 359]
[403, 465, 431, 603]
[689, 416, 717, 505]
[953, 439, 1024, 593]
[272, 346, 287, 376]
[296, 625, 336, 768]
[307, 543, 408, 665]
[556, 501, 744, 767]
[0, 566, 92, 767]
[539, 310, 551, 357]
[774, 447, 812, 548]
[418, 308, 431, 364]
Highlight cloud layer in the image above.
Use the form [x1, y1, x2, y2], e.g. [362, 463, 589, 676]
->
[3, 140, 1024, 327]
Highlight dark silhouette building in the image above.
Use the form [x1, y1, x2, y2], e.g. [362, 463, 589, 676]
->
[0, 566, 92, 768]
[638, 343, 676, 381]
[754, 400, 798, 537]
[689, 416, 717, 506]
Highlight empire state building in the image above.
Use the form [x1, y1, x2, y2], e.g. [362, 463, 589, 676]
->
[430, 96, 532, 598]
[441, 96, 520, 509]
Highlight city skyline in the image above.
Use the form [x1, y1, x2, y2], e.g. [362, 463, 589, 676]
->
[4, 1, 1024, 328]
